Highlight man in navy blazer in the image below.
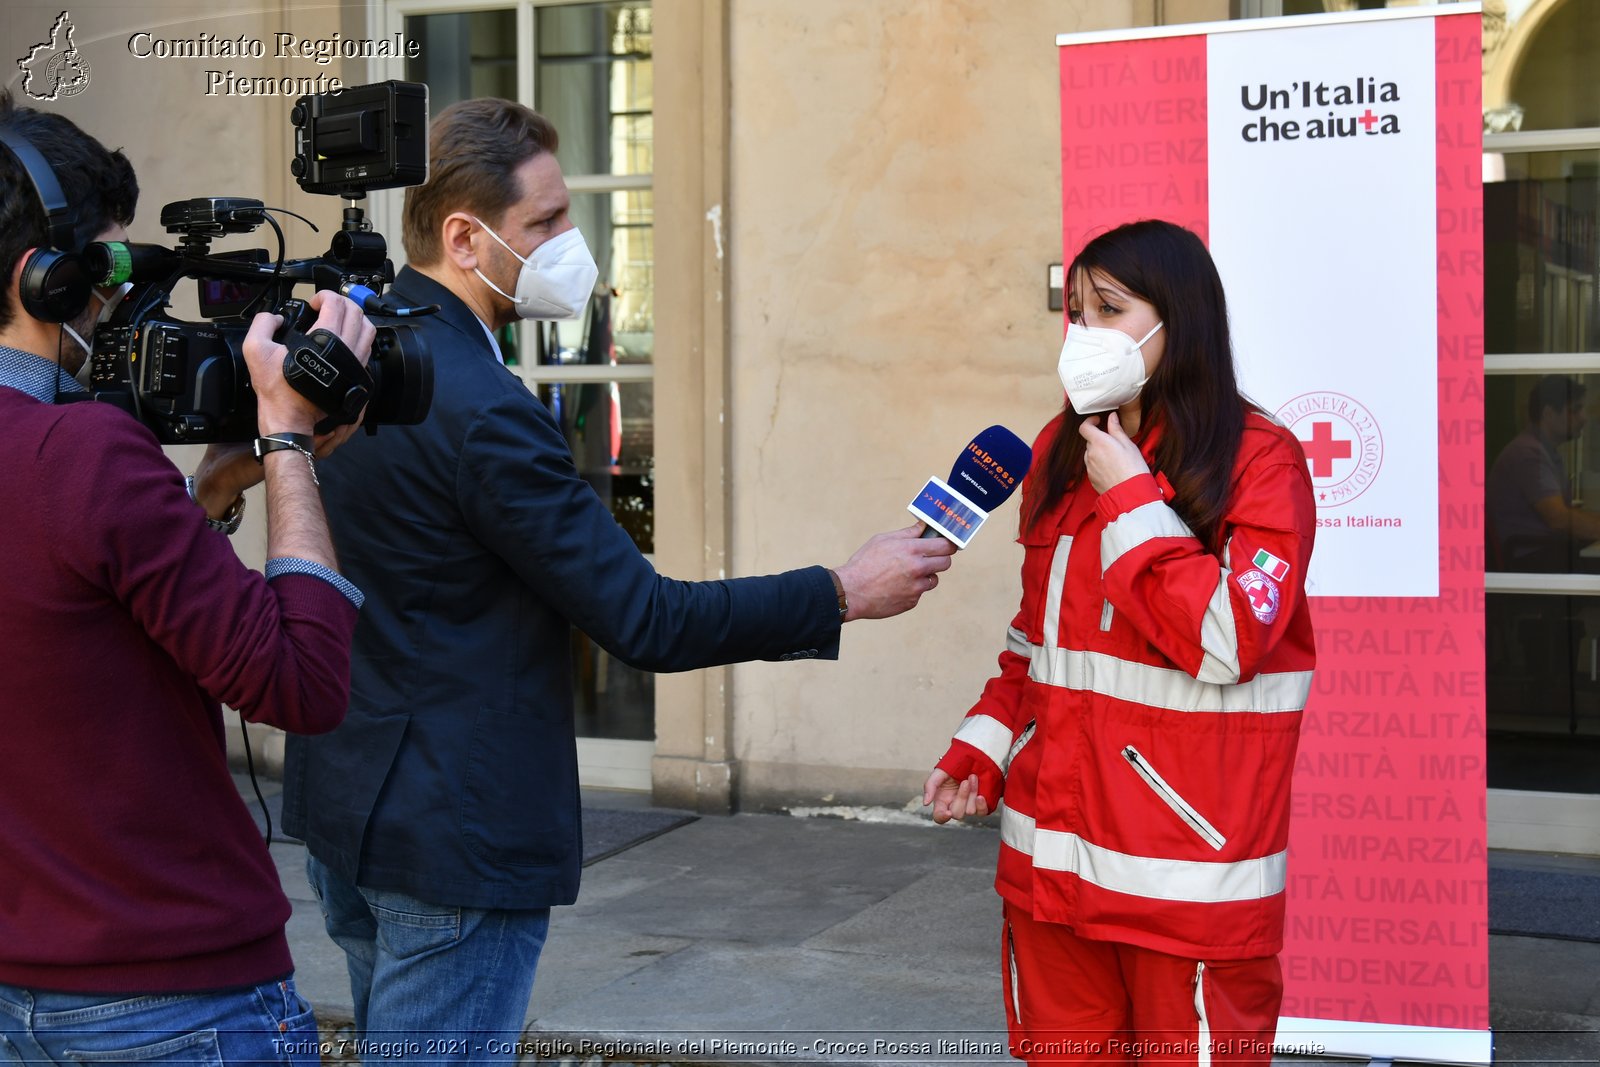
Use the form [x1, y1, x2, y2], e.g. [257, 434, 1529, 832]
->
[281, 98, 955, 1055]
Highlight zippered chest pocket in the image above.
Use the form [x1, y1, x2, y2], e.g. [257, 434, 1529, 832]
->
[1122, 745, 1227, 851]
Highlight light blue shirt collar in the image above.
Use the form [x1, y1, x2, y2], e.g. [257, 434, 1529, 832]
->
[0, 344, 86, 403]
[480, 321, 505, 365]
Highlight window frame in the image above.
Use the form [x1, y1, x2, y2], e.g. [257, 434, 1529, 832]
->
[365, 0, 654, 388]
[1484, 127, 1600, 597]
[367, 0, 660, 776]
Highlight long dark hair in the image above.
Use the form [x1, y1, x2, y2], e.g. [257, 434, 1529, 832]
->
[1023, 220, 1246, 551]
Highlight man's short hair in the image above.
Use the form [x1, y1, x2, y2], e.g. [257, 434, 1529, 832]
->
[1528, 374, 1586, 424]
[402, 99, 560, 266]
[0, 92, 138, 331]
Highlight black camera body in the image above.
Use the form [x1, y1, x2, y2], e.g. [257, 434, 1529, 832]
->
[83, 81, 433, 444]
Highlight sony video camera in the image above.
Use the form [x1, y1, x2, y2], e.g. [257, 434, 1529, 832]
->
[83, 80, 434, 443]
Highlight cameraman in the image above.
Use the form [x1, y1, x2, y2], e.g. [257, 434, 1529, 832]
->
[284, 97, 956, 1056]
[0, 96, 373, 1062]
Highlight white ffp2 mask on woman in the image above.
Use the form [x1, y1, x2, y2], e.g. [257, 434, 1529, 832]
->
[1056, 319, 1163, 414]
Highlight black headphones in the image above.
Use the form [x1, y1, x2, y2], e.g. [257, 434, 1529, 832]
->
[0, 123, 93, 323]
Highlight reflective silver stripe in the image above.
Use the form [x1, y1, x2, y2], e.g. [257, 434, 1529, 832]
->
[1000, 805, 1287, 903]
[999, 801, 1026, 849]
[1042, 535, 1073, 649]
[953, 714, 1016, 769]
[1003, 721, 1036, 772]
[1101, 499, 1195, 572]
[1196, 570, 1242, 685]
[1005, 626, 1032, 659]
[1195, 962, 1211, 1067]
[1027, 644, 1310, 714]
[1099, 600, 1115, 632]
[1123, 745, 1227, 851]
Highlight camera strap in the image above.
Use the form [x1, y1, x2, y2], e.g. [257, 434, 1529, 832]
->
[280, 327, 373, 428]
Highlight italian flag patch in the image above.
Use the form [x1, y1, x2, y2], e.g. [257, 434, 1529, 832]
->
[1252, 548, 1290, 581]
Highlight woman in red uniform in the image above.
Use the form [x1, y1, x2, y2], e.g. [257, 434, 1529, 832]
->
[925, 220, 1316, 1066]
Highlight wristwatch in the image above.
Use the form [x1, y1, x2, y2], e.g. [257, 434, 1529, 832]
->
[827, 569, 849, 621]
[185, 475, 246, 536]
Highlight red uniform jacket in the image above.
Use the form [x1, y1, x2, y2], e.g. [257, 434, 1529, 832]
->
[938, 411, 1316, 960]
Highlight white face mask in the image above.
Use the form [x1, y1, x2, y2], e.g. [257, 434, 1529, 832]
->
[67, 282, 133, 379]
[1056, 319, 1164, 415]
[473, 218, 599, 321]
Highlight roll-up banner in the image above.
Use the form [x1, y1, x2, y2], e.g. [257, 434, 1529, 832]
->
[1058, 6, 1486, 1065]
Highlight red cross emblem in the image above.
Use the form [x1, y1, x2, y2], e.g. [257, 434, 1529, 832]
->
[1235, 569, 1280, 624]
[1274, 391, 1383, 508]
[1301, 420, 1353, 478]
[1358, 109, 1380, 131]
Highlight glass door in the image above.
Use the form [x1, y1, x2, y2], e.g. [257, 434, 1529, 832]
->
[385, 0, 656, 787]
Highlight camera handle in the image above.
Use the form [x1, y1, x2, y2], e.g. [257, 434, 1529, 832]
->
[273, 300, 374, 431]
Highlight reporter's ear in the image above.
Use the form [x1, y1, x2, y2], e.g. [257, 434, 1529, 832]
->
[439, 213, 481, 272]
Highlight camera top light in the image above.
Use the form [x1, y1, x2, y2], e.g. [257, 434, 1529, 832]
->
[160, 197, 268, 237]
[291, 81, 428, 199]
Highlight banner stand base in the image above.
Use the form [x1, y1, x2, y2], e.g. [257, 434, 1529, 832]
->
[1275, 1017, 1490, 1066]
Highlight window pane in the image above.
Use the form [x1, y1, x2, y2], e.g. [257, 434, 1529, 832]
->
[405, 10, 518, 113]
[1486, 591, 1600, 791]
[1486, 372, 1600, 792]
[536, 378, 653, 554]
[1486, 373, 1600, 572]
[1485, 149, 1600, 355]
[536, 2, 653, 177]
[570, 631, 654, 741]
[541, 190, 653, 364]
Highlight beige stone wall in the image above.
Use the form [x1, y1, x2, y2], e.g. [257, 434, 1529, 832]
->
[718, 0, 1149, 808]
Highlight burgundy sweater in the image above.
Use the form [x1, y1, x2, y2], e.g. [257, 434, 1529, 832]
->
[0, 381, 359, 993]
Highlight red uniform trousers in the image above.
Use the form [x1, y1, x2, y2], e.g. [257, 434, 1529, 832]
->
[1002, 902, 1282, 1066]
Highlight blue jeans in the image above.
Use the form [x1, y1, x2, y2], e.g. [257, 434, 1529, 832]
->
[0, 978, 317, 1066]
[305, 855, 549, 1065]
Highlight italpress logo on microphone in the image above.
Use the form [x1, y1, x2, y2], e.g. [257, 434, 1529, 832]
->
[963, 440, 1021, 495]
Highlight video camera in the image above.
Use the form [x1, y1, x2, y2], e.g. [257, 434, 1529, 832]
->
[83, 81, 434, 443]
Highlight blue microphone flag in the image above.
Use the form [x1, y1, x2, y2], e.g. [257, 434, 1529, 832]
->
[909, 425, 1032, 548]
[947, 425, 1030, 512]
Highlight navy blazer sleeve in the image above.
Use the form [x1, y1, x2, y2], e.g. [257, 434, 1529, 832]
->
[455, 389, 841, 670]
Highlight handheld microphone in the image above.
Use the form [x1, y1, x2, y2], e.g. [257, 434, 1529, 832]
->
[909, 425, 1032, 548]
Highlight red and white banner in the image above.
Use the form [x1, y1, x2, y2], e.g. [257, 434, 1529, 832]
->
[1059, 7, 1486, 1064]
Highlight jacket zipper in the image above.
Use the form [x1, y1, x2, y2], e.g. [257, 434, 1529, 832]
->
[1006, 922, 1023, 1025]
[1100, 600, 1115, 631]
[1194, 962, 1212, 1067]
[1122, 745, 1227, 851]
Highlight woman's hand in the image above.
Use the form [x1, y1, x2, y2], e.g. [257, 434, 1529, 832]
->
[923, 768, 990, 824]
[1079, 411, 1150, 494]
